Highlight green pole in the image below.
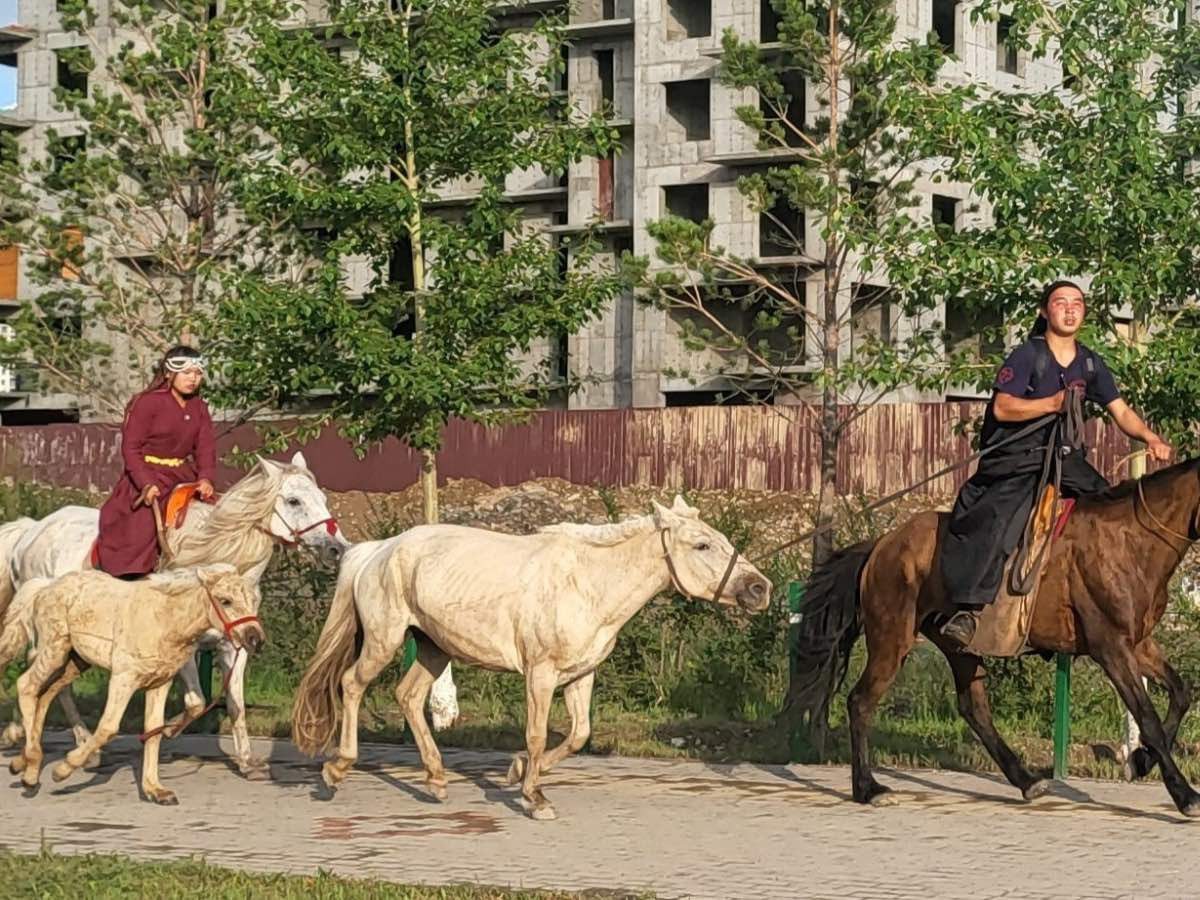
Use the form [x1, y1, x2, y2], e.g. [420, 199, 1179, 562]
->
[401, 636, 417, 743]
[788, 581, 805, 763]
[1053, 652, 1072, 780]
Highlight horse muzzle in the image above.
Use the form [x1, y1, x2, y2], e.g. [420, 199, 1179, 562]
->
[236, 623, 267, 655]
[736, 575, 773, 613]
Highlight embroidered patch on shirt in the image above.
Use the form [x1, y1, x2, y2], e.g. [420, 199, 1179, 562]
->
[997, 366, 1015, 385]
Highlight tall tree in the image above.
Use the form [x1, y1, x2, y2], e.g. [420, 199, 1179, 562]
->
[633, 0, 1003, 570]
[0, 0, 290, 419]
[908, 0, 1200, 450]
[214, 0, 623, 524]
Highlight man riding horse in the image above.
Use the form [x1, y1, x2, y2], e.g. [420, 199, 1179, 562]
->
[939, 279, 1172, 647]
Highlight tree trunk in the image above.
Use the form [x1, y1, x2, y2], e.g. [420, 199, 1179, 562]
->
[421, 449, 439, 525]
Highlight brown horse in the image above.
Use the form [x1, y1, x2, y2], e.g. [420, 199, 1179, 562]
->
[792, 456, 1200, 816]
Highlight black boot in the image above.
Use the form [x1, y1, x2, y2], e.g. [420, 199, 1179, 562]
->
[940, 610, 979, 648]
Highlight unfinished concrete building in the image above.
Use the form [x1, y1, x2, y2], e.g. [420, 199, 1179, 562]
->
[0, 0, 1081, 422]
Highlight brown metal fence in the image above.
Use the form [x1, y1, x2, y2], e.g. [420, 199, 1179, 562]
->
[0, 403, 1137, 495]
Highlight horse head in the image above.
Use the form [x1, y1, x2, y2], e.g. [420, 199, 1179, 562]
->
[652, 495, 772, 612]
[256, 451, 350, 566]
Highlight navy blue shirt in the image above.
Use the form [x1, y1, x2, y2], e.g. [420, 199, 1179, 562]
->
[981, 338, 1120, 449]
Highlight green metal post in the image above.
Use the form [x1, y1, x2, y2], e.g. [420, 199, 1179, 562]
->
[1053, 652, 1072, 780]
[787, 581, 805, 763]
[401, 636, 417, 743]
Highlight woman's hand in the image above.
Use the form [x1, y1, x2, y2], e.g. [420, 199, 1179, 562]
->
[144, 484, 161, 505]
[197, 478, 215, 500]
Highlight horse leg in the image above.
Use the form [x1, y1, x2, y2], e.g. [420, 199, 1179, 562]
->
[53, 672, 136, 784]
[139, 682, 177, 805]
[13, 641, 71, 792]
[520, 663, 559, 821]
[217, 642, 265, 777]
[848, 630, 913, 807]
[428, 662, 459, 732]
[1091, 636, 1200, 817]
[176, 654, 208, 724]
[322, 631, 397, 791]
[507, 670, 595, 785]
[1125, 636, 1190, 781]
[57, 687, 101, 770]
[927, 634, 1050, 800]
[393, 636, 451, 801]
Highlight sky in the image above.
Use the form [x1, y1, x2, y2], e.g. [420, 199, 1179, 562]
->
[0, 1, 18, 110]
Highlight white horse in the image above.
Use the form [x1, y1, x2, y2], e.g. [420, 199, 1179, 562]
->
[9, 565, 265, 803]
[292, 495, 772, 821]
[0, 452, 348, 774]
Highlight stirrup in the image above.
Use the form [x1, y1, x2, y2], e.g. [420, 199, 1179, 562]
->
[940, 610, 979, 647]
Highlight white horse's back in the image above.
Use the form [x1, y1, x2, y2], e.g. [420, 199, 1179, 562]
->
[11, 506, 99, 583]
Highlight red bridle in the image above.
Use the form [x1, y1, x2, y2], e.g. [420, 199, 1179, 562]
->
[259, 511, 340, 548]
[206, 586, 261, 644]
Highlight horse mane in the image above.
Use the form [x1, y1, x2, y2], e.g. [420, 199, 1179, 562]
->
[1086, 455, 1200, 506]
[143, 568, 209, 596]
[539, 514, 656, 546]
[167, 461, 315, 569]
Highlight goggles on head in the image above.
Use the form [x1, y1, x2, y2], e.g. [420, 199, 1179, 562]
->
[165, 355, 206, 375]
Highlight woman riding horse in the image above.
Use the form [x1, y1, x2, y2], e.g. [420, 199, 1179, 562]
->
[96, 345, 217, 578]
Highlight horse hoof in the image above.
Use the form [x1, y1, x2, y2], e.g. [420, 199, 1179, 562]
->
[21, 782, 39, 799]
[1179, 795, 1200, 819]
[505, 756, 526, 786]
[529, 804, 558, 821]
[320, 762, 344, 789]
[9, 756, 26, 775]
[1022, 779, 1051, 802]
[238, 761, 271, 782]
[51, 762, 74, 783]
[149, 790, 179, 806]
[311, 781, 337, 802]
[428, 783, 448, 802]
[868, 788, 899, 808]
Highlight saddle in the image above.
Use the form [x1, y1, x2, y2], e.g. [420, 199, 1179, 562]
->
[963, 486, 1076, 657]
[86, 482, 216, 570]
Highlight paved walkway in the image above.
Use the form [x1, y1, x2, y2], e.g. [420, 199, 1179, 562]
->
[2, 732, 1197, 899]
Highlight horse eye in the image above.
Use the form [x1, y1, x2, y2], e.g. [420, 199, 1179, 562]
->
[286, 497, 301, 507]
[695, 542, 710, 551]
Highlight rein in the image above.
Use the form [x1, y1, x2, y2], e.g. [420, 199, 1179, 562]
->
[1135, 479, 1198, 550]
[751, 411, 1061, 564]
[660, 528, 740, 603]
[138, 587, 260, 744]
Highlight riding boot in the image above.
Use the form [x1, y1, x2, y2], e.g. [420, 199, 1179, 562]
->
[940, 609, 980, 648]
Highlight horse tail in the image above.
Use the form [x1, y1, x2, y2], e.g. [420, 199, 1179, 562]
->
[0, 576, 52, 667]
[0, 517, 35, 623]
[292, 546, 368, 757]
[787, 539, 877, 739]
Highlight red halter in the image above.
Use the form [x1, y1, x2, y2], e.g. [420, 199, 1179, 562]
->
[206, 586, 261, 643]
[259, 510, 340, 548]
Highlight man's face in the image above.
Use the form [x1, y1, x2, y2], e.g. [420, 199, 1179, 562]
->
[1043, 287, 1085, 337]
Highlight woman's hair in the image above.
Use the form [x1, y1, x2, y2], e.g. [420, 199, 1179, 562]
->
[1030, 279, 1086, 337]
[123, 344, 205, 423]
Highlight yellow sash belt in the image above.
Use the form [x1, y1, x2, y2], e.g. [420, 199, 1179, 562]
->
[144, 455, 185, 467]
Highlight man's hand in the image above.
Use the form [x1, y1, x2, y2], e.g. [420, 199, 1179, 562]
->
[1147, 436, 1173, 463]
[197, 478, 215, 500]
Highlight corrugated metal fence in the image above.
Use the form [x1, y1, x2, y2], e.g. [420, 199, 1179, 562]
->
[0, 403, 1138, 495]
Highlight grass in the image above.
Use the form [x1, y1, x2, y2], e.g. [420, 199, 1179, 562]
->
[0, 850, 633, 899]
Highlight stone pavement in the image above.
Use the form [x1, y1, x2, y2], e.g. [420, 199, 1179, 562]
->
[1, 732, 1197, 899]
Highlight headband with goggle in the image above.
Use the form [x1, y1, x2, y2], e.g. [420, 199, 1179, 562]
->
[165, 355, 207, 374]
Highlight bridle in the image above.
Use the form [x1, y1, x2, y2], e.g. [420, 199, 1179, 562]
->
[659, 528, 740, 604]
[258, 503, 340, 548]
[205, 584, 261, 646]
[1135, 479, 1200, 552]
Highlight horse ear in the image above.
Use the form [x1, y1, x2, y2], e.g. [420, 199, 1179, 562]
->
[195, 564, 223, 587]
[651, 500, 673, 527]
[671, 495, 697, 516]
[291, 450, 309, 471]
[256, 455, 280, 474]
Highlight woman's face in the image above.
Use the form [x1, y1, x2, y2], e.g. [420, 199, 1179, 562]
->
[170, 366, 204, 396]
[1042, 286, 1085, 337]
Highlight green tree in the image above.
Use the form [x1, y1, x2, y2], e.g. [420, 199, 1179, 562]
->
[633, 0, 1000, 571]
[908, 0, 1200, 451]
[0, 0, 291, 419]
[215, 0, 623, 522]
